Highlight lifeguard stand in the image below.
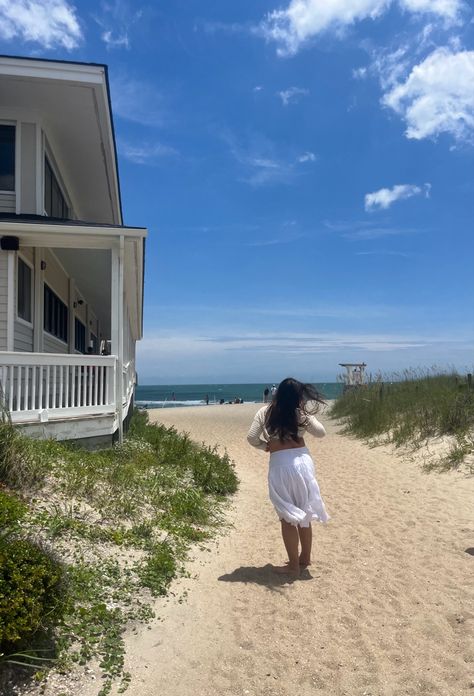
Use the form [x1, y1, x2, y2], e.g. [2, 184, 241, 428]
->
[339, 363, 367, 393]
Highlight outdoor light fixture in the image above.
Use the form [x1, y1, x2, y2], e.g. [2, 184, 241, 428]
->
[40, 260, 46, 270]
[0, 236, 19, 251]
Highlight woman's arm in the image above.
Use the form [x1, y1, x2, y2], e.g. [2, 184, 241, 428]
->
[247, 408, 269, 451]
[305, 415, 326, 438]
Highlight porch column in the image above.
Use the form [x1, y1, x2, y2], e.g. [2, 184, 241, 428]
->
[33, 248, 43, 352]
[68, 277, 75, 354]
[111, 237, 124, 443]
[6, 251, 14, 351]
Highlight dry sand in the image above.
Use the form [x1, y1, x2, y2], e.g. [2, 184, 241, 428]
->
[109, 403, 473, 695]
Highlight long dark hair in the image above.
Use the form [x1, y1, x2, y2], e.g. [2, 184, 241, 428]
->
[265, 378, 325, 441]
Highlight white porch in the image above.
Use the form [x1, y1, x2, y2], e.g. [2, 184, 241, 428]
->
[0, 352, 135, 442]
[0, 218, 146, 444]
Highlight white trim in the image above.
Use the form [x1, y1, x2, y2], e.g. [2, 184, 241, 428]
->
[111, 238, 124, 443]
[0, 221, 146, 242]
[6, 252, 15, 350]
[0, 58, 105, 85]
[42, 330, 68, 348]
[99, 81, 122, 226]
[16, 316, 33, 329]
[16, 252, 34, 327]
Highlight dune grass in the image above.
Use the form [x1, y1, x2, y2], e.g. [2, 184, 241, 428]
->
[330, 369, 474, 471]
[0, 408, 238, 695]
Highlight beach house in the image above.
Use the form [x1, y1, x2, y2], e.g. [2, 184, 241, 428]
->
[0, 56, 147, 446]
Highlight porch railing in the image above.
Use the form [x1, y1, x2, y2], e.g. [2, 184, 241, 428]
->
[0, 353, 117, 424]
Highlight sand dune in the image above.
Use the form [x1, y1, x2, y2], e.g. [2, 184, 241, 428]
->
[109, 402, 473, 695]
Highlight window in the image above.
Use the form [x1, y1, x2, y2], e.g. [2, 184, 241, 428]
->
[0, 125, 15, 191]
[44, 158, 70, 218]
[17, 258, 32, 323]
[75, 318, 86, 353]
[90, 333, 99, 354]
[44, 284, 68, 342]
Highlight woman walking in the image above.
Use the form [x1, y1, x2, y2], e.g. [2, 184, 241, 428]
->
[247, 378, 329, 576]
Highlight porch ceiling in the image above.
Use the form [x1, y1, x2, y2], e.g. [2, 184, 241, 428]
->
[0, 218, 146, 341]
[54, 248, 111, 335]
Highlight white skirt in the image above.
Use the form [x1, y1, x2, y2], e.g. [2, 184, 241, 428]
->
[268, 447, 329, 527]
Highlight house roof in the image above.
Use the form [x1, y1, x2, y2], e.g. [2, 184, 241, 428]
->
[0, 213, 145, 230]
[0, 55, 123, 226]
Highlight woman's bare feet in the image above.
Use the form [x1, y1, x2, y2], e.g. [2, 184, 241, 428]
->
[285, 556, 311, 567]
[298, 557, 311, 567]
[273, 564, 301, 576]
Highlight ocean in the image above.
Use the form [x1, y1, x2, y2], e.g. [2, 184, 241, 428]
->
[135, 382, 343, 408]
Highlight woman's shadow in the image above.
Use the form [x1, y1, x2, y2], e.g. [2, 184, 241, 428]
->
[218, 564, 313, 590]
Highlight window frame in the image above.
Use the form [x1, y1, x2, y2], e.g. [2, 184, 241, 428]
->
[43, 283, 68, 344]
[74, 317, 86, 354]
[0, 122, 16, 194]
[44, 153, 71, 219]
[16, 254, 34, 327]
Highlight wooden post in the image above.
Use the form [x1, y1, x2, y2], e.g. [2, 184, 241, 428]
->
[111, 238, 124, 444]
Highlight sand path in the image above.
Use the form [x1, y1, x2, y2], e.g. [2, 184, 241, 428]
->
[120, 403, 473, 696]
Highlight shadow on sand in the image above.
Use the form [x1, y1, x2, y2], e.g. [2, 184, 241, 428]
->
[218, 563, 313, 590]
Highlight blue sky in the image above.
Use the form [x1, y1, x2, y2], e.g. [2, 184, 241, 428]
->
[1, 0, 473, 383]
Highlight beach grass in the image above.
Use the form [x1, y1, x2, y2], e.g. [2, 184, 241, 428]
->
[330, 369, 474, 470]
[0, 408, 238, 695]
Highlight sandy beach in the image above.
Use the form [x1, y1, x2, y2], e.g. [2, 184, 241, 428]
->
[111, 402, 473, 696]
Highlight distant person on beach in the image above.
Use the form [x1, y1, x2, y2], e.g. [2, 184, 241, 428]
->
[171, 392, 176, 401]
[247, 378, 329, 576]
[263, 387, 270, 403]
[205, 394, 209, 405]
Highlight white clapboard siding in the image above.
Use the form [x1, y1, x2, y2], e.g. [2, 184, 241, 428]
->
[0, 192, 15, 213]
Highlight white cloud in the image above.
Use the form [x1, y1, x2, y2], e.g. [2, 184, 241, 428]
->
[399, 0, 461, 21]
[365, 183, 430, 211]
[261, 0, 390, 55]
[223, 131, 314, 186]
[102, 29, 129, 48]
[94, 1, 144, 50]
[259, 0, 464, 55]
[298, 151, 317, 162]
[119, 141, 178, 165]
[110, 75, 166, 126]
[383, 48, 474, 142]
[278, 86, 309, 105]
[365, 184, 431, 212]
[0, 0, 82, 49]
[353, 66, 368, 79]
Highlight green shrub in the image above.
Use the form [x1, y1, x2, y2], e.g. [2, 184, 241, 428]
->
[0, 417, 51, 489]
[0, 539, 65, 647]
[137, 541, 177, 596]
[330, 370, 474, 467]
[0, 491, 26, 540]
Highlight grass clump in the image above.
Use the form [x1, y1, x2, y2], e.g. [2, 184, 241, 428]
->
[0, 407, 238, 695]
[0, 539, 65, 647]
[331, 369, 474, 470]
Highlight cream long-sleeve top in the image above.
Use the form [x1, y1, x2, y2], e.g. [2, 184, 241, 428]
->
[247, 406, 326, 451]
